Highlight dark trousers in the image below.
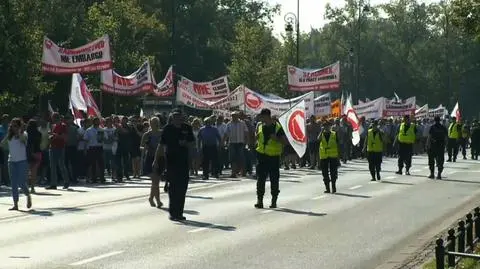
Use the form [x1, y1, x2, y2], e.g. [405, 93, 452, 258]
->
[447, 138, 459, 161]
[202, 145, 218, 178]
[256, 153, 280, 197]
[367, 152, 382, 179]
[320, 157, 338, 183]
[65, 146, 78, 183]
[167, 162, 189, 218]
[472, 142, 479, 160]
[397, 143, 413, 171]
[115, 150, 130, 180]
[428, 147, 445, 175]
[87, 147, 105, 182]
[460, 138, 468, 158]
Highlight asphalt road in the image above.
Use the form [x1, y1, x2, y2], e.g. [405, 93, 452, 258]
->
[1, 155, 480, 269]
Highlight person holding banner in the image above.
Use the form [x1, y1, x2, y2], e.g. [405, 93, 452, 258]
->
[395, 115, 416, 176]
[318, 121, 340, 193]
[363, 121, 384, 181]
[254, 109, 287, 209]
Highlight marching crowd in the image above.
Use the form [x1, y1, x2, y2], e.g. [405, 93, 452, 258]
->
[0, 109, 479, 220]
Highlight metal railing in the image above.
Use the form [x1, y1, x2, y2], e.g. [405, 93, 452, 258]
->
[435, 207, 480, 268]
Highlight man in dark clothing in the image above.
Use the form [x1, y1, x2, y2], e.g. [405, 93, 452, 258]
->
[155, 109, 194, 221]
[471, 120, 480, 160]
[197, 117, 221, 180]
[427, 116, 448, 179]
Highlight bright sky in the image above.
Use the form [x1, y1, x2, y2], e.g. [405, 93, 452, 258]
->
[267, 0, 437, 35]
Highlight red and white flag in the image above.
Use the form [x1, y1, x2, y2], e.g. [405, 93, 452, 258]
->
[345, 93, 360, 146]
[450, 101, 461, 122]
[278, 100, 307, 157]
[69, 73, 101, 123]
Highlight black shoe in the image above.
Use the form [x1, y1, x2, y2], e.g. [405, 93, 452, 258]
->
[395, 171, 402, 175]
[254, 202, 264, 209]
[45, 186, 57, 190]
[63, 184, 69, 189]
[437, 174, 442, 180]
[428, 174, 434, 179]
[376, 173, 381, 181]
[370, 178, 376, 181]
[270, 196, 278, 209]
[405, 170, 411, 176]
[332, 184, 337, 194]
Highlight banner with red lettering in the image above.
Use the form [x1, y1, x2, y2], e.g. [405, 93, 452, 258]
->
[415, 104, 429, 119]
[287, 61, 340, 92]
[176, 85, 243, 110]
[242, 87, 315, 116]
[152, 66, 175, 97]
[42, 35, 112, 74]
[177, 76, 229, 100]
[314, 93, 332, 116]
[428, 105, 448, 119]
[100, 61, 154, 96]
[353, 97, 385, 119]
[383, 96, 416, 117]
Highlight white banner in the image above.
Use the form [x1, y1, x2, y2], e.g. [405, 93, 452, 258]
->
[287, 62, 340, 92]
[243, 87, 315, 117]
[428, 105, 448, 119]
[176, 85, 242, 110]
[314, 93, 331, 116]
[278, 100, 307, 157]
[100, 61, 154, 96]
[353, 97, 385, 119]
[42, 35, 112, 74]
[415, 104, 429, 119]
[177, 76, 229, 100]
[383, 97, 416, 117]
[152, 66, 175, 97]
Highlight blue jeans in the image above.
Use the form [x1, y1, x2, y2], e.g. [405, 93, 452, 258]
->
[9, 160, 29, 202]
[49, 148, 69, 186]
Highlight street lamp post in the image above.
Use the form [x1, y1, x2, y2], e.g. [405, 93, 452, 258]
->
[284, 5, 299, 66]
[355, 2, 370, 103]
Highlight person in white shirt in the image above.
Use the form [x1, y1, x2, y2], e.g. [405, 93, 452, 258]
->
[83, 117, 105, 183]
[0, 118, 32, 211]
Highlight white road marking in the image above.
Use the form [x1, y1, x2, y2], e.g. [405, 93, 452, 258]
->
[261, 210, 274, 214]
[188, 225, 214, 233]
[349, 185, 363, 190]
[411, 169, 421, 173]
[312, 195, 328, 200]
[368, 181, 378, 184]
[446, 171, 457, 175]
[70, 251, 124, 266]
[384, 176, 397, 180]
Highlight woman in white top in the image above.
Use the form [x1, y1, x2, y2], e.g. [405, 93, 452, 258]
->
[0, 118, 32, 210]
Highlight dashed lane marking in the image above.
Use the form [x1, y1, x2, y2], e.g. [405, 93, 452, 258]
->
[349, 185, 363, 190]
[188, 225, 215, 233]
[70, 251, 124, 266]
[411, 169, 421, 173]
[312, 195, 328, 200]
[384, 176, 397, 180]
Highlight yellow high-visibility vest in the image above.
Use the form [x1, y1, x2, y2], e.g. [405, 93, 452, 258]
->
[367, 129, 383, 153]
[398, 123, 416, 144]
[256, 123, 283, 157]
[319, 131, 339, 159]
[448, 123, 459, 139]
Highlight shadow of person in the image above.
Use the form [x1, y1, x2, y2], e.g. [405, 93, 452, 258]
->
[19, 209, 53, 216]
[179, 220, 236, 231]
[31, 192, 62, 196]
[438, 178, 480, 185]
[380, 180, 414, 186]
[186, 195, 213, 200]
[333, 192, 371, 199]
[158, 208, 199, 215]
[272, 208, 326, 217]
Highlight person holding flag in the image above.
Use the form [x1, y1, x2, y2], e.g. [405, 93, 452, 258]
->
[318, 121, 340, 193]
[255, 108, 288, 209]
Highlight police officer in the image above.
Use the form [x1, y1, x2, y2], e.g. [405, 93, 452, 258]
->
[363, 120, 384, 181]
[460, 120, 470, 160]
[318, 121, 340, 193]
[255, 109, 287, 209]
[447, 116, 461, 162]
[471, 120, 480, 160]
[154, 109, 194, 221]
[426, 116, 448, 179]
[395, 115, 416, 175]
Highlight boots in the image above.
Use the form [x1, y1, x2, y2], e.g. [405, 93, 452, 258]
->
[331, 181, 337, 194]
[254, 195, 264, 209]
[437, 168, 443, 180]
[324, 181, 331, 193]
[428, 169, 435, 179]
[370, 171, 376, 181]
[270, 195, 278, 209]
[376, 171, 381, 181]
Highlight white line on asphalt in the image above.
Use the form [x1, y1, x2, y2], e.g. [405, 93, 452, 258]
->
[349, 185, 363, 190]
[261, 210, 274, 214]
[188, 225, 214, 233]
[70, 251, 124, 266]
[411, 169, 421, 173]
[446, 171, 457, 175]
[368, 181, 378, 184]
[312, 195, 328, 200]
[384, 176, 397, 180]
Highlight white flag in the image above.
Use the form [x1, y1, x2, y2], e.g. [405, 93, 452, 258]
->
[278, 100, 307, 158]
[450, 101, 461, 121]
[345, 95, 361, 146]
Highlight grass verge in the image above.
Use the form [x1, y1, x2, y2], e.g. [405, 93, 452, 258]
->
[423, 247, 480, 269]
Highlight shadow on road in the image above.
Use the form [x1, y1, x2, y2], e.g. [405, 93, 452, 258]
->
[280, 179, 303, 183]
[380, 180, 414, 186]
[179, 220, 236, 231]
[186, 195, 213, 200]
[439, 179, 480, 185]
[159, 208, 199, 215]
[32, 192, 62, 196]
[333, 192, 371, 199]
[273, 208, 326, 217]
[19, 209, 54, 216]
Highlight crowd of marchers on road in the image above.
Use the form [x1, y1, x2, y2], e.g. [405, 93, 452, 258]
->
[0, 109, 479, 221]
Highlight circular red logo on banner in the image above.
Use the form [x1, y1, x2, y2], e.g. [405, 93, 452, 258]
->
[288, 110, 306, 143]
[245, 92, 262, 109]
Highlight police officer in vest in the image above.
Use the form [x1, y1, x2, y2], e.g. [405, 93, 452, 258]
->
[255, 109, 287, 209]
[447, 117, 461, 162]
[427, 116, 448, 179]
[395, 115, 416, 175]
[318, 121, 340, 193]
[363, 120, 384, 181]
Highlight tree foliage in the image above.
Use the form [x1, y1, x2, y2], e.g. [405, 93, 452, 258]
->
[0, 0, 479, 117]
